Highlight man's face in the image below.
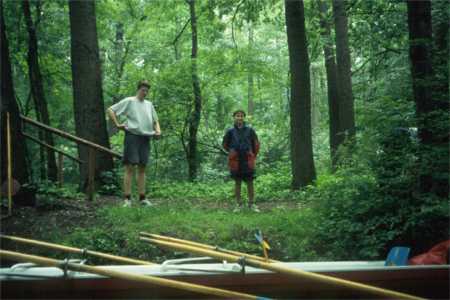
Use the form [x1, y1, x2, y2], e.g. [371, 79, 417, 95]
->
[137, 86, 149, 99]
[234, 112, 245, 126]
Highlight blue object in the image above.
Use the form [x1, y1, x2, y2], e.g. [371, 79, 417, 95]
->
[255, 230, 263, 244]
[385, 247, 410, 266]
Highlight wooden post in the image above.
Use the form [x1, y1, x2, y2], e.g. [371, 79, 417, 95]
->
[87, 148, 96, 201]
[57, 152, 64, 188]
[6, 112, 12, 216]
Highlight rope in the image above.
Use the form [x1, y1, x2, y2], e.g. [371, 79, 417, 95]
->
[81, 248, 88, 260]
[237, 256, 246, 274]
[58, 258, 69, 278]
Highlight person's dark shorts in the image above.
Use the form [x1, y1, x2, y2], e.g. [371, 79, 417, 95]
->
[123, 131, 151, 165]
[231, 172, 255, 182]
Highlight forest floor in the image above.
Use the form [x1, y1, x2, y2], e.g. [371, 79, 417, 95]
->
[1, 196, 118, 239]
[1, 195, 307, 265]
[1, 196, 296, 239]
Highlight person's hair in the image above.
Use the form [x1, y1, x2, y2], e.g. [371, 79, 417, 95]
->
[137, 80, 151, 90]
[233, 110, 246, 117]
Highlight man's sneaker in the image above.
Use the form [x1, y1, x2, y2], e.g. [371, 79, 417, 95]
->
[122, 199, 132, 207]
[249, 204, 260, 213]
[140, 199, 153, 206]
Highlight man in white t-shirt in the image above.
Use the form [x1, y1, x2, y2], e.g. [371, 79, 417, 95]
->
[107, 80, 161, 207]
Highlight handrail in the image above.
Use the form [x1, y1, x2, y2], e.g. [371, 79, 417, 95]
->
[21, 115, 122, 159]
[23, 133, 83, 164]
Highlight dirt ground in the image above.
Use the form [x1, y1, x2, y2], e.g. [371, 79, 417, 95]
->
[1, 196, 120, 240]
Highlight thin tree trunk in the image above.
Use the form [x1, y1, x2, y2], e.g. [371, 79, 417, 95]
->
[111, 22, 125, 103]
[430, 0, 449, 197]
[187, 0, 202, 181]
[247, 20, 254, 116]
[285, 0, 316, 190]
[1, 0, 31, 189]
[332, 0, 355, 142]
[69, 0, 114, 191]
[22, 0, 57, 181]
[319, 0, 340, 169]
[216, 93, 225, 130]
[407, 0, 448, 196]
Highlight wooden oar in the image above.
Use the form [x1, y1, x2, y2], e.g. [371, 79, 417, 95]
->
[140, 232, 279, 263]
[141, 237, 424, 300]
[0, 250, 270, 300]
[0, 234, 153, 265]
[6, 112, 13, 216]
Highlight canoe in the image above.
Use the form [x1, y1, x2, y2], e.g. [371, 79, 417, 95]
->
[1, 259, 448, 299]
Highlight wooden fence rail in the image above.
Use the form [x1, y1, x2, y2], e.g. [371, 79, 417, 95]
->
[21, 115, 121, 159]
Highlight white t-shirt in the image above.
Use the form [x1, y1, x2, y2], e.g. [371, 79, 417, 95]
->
[109, 97, 159, 136]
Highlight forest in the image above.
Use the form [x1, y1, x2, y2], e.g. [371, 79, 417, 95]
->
[1, 0, 448, 264]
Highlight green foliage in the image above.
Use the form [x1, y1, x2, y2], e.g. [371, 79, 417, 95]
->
[4, 0, 447, 264]
[98, 170, 121, 196]
[35, 181, 84, 208]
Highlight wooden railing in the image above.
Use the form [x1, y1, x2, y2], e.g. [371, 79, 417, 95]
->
[21, 115, 122, 201]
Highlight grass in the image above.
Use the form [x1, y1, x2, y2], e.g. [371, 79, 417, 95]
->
[2, 175, 324, 267]
[60, 195, 320, 265]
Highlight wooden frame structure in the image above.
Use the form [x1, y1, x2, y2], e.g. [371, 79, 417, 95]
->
[20, 115, 122, 201]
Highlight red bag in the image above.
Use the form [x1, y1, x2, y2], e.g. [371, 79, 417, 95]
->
[409, 240, 450, 265]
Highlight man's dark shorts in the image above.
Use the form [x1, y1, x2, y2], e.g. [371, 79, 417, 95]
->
[123, 131, 150, 165]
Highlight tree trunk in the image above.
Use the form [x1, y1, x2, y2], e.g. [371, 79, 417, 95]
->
[187, 0, 202, 181]
[216, 93, 225, 130]
[1, 0, 32, 198]
[68, 0, 113, 191]
[332, 0, 355, 142]
[285, 0, 316, 190]
[319, 0, 340, 169]
[22, 0, 57, 181]
[430, 0, 449, 197]
[247, 20, 255, 116]
[407, 0, 448, 197]
[111, 22, 126, 103]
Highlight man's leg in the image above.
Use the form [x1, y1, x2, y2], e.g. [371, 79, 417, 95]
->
[247, 179, 254, 206]
[234, 179, 243, 206]
[137, 165, 146, 201]
[123, 164, 134, 204]
[247, 179, 259, 212]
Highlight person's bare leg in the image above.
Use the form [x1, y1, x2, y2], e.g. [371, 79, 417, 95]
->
[124, 164, 134, 200]
[235, 179, 243, 206]
[137, 165, 146, 199]
[247, 179, 254, 206]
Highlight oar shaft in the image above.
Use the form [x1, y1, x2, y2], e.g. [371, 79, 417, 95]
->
[6, 112, 12, 215]
[0, 235, 152, 265]
[140, 232, 278, 263]
[142, 238, 423, 300]
[0, 250, 262, 300]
